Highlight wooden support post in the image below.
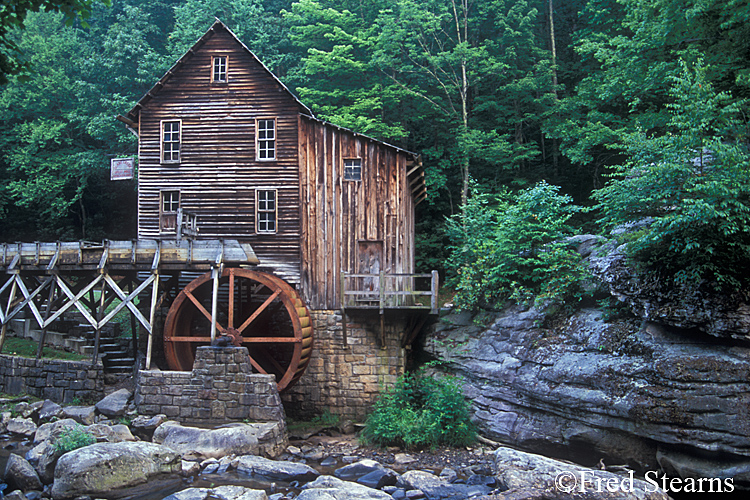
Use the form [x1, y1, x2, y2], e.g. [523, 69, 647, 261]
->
[127, 278, 138, 372]
[340, 271, 348, 346]
[36, 278, 58, 359]
[92, 278, 106, 365]
[211, 266, 220, 341]
[431, 270, 439, 315]
[379, 271, 385, 348]
[146, 271, 159, 370]
[211, 241, 224, 341]
[0, 279, 19, 352]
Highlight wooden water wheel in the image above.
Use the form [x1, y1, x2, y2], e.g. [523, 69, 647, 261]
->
[163, 268, 313, 392]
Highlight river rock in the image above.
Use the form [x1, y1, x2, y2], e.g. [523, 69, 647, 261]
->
[298, 475, 393, 500]
[7, 417, 36, 437]
[235, 455, 319, 482]
[154, 422, 262, 460]
[87, 423, 136, 442]
[493, 446, 669, 500]
[50, 441, 180, 499]
[95, 388, 132, 417]
[130, 414, 166, 440]
[38, 400, 63, 422]
[358, 468, 400, 489]
[61, 406, 96, 425]
[4, 453, 42, 491]
[27, 419, 82, 484]
[164, 486, 268, 500]
[401, 470, 491, 500]
[0, 411, 11, 433]
[425, 304, 750, 476]
[334, 459, 383, 481]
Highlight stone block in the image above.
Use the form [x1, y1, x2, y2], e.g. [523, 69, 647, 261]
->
[163, 406, 180, 417]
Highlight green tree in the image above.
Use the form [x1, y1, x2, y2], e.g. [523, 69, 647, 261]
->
[446, 181, 587, 310]
[594, 59, 750, 291]
[0, 0, 111, 83]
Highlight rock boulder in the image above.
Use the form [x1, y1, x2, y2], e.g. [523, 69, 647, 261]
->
[50, 441, 180, 499]
[426, 305, 750, 479]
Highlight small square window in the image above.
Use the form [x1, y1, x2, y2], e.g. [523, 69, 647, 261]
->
[256, 189, 277, 233]
[257, 119, 276, 160]
[344, 158, 362, 181]
[212, 56, 227, 82]
[161, 120, 181, 163]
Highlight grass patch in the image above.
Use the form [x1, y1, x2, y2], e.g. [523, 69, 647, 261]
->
[54, 425, 96, 454]
[1, 336, 88, 361]
[287, 408, 341, 434]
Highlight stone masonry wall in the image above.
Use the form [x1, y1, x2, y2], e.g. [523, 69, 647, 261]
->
[136, 346, 286, 426]
[281, 310, 407, 421]
[0, 355, 104, 403]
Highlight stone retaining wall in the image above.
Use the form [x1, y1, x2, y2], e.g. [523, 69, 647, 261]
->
[0, 354, 104, 403]
[136, 346, 286, 425]
[281, 310, 407, 421]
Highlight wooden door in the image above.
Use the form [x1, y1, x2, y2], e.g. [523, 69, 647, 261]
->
[358, 240, 383, 292]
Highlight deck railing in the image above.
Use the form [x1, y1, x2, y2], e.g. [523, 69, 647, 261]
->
[341, 270, 439, 315]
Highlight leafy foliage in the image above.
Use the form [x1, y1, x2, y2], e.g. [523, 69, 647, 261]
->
[446, 181, 589, 310]
[594, 59, 750, 291]
[362, 370, 476, 449]
[54, 424, 96, 454]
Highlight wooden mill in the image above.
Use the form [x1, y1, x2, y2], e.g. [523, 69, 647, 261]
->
[1, 20, 436, 418]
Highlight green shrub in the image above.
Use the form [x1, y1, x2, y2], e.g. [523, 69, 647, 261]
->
[362, 371, 476, 449]
[54, 425, 96, 454]
[446, 181, 589, 310]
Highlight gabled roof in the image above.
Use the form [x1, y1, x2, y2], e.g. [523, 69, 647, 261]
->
[123, 19, 313, 122]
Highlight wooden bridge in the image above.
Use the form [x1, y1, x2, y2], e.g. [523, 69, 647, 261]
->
[0, 239, 257, 369]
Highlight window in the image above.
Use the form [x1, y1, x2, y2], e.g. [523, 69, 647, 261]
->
[212, 56, 227, 82]
[161, 120, 181, 163]
[344, 158, 362, 181]
[257, 119, 276, 160]
[256, 189, 277, 233]
[160, 190, 180, 233]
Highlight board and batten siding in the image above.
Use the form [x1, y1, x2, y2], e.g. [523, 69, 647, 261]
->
[136, 28, 303, 284]
[299, 116, 417, 310]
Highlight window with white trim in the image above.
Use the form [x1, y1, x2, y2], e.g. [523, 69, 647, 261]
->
[212, 56, 227, 82]
[161, 120, 181, 163]
[256, 189, 277, 233]
[344, 158, 362, 181]
[256, 119, 276, 160]
[160, 190, 180, 233]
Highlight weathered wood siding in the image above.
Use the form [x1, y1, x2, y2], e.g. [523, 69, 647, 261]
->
[136, 27, 302, 283]
[299, 116, 416, 309]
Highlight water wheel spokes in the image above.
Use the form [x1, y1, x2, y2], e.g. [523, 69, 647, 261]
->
[163, 268, 313, 392]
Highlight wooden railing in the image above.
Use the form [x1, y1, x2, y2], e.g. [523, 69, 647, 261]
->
[341, 271, 439, 315]
[176, 208, 199, 240]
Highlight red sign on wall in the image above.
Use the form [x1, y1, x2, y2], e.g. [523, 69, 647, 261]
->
[111, 157, 135, 180]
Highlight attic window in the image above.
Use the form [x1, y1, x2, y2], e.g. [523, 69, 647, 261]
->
[344, 158, 362, 181]
[161, 120, 181, 163]
[212, 56, 227, 83]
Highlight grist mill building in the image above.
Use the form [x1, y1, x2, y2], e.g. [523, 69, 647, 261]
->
[116, 20, 436, 419]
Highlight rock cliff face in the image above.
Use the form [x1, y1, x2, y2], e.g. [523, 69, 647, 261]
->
[424, 237, 750, 485]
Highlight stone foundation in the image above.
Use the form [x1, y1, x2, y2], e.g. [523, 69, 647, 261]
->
[136, 346, 286, 427]
[282, 310, 408, 421]
[0, 354, 104, 403]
